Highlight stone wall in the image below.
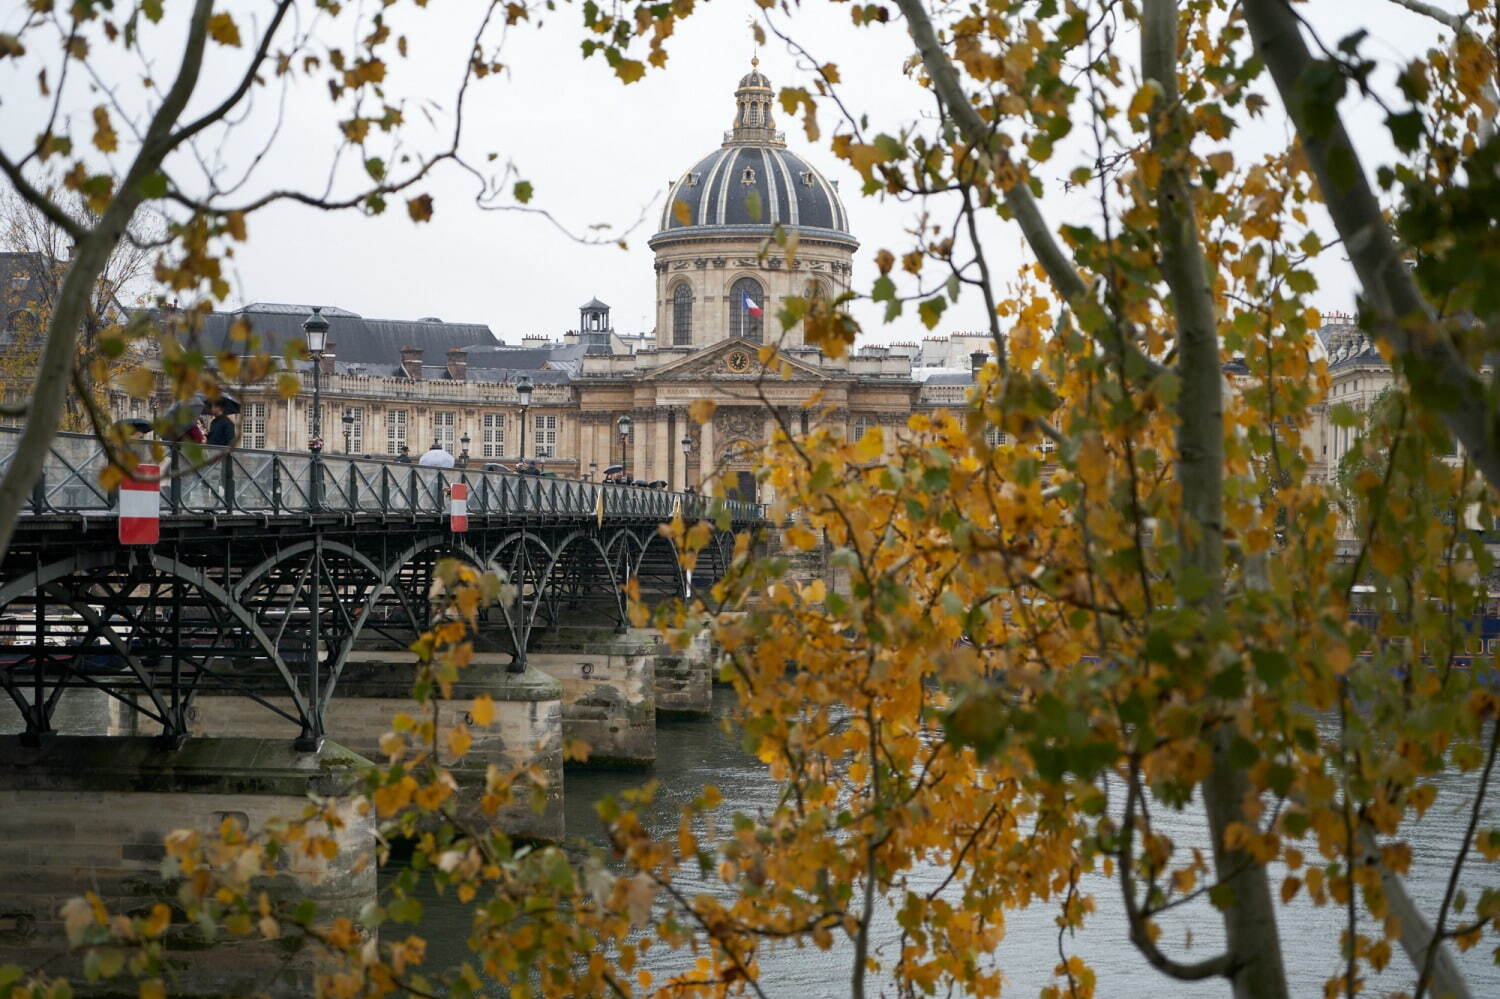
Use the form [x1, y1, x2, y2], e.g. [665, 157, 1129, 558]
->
[0, 737, 374, 997]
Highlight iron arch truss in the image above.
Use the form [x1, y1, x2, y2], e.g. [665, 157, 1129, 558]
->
[0, 516, 742, 749]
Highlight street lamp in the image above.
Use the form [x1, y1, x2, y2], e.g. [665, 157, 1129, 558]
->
[302, 307, 329, 453]
[341, 410, 355, 453]
[617, 413, 633, 479]
[680, 432, 693, 491]
[516, 374, 533, 461]
[459, 431, 471, 468]
[588, 460, 597, 482]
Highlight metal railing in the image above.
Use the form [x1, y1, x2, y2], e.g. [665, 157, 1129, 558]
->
[0, 428, 764, 525]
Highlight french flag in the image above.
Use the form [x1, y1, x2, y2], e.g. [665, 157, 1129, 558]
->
[742, 293, 763, 318]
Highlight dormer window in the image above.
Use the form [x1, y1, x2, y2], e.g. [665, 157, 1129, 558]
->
[741, 166, 756, 186]
[801, 170, 815, 187]
[686, 172, 700, 188]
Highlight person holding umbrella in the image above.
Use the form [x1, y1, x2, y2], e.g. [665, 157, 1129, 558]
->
[206, 395, 239, 447]
[602, 463, 626, 484]
[163, 396, 208, 443]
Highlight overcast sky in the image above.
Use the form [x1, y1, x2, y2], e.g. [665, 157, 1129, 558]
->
[0, 0, 1466, 346]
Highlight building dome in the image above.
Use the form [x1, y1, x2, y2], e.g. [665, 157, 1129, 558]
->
[652, 62, 854, 248]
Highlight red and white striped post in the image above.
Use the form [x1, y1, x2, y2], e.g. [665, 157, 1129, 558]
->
[118, 464, 160, 545]
[449, 482, 468, 532]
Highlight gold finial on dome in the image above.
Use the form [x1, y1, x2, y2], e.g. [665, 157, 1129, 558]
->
[751, 55, 759, 67]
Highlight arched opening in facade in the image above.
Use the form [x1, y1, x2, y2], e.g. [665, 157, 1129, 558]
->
[672, 283, 693, 346]
[729, 276, 765, 342]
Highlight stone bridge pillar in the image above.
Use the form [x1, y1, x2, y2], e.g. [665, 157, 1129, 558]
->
[181, 655, 565, 842]
[652, 623, 715, 719]
[0, 736, 374, 998]
[526, 627, 657, 767]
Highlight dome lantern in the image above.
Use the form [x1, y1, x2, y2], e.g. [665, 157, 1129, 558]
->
[727, 57, 783, 147]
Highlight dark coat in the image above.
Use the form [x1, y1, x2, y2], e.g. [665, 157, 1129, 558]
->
[206, 415, 236, 446]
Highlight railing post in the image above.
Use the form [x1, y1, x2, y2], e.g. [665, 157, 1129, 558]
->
[271, 456, 282, 513]
[168, 444, 183, 514]
[222, 451, 235, 514]
[311, 452, 324, 512]
[380, 465, 390, 514]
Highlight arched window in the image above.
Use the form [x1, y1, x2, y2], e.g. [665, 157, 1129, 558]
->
[672, 284, 693, 346]
[729, 277, 765, 342]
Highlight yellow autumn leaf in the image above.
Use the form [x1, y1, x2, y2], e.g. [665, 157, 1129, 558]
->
[407, 193, 434, 222]
[92, 106, 117, 153]
[688, 398, 717, 423]
[672, 199, 692, 225]
[207, 12, 241, 47]
[852, 425, 883, 462]
[615, 58, 646, 84]
[446, 724, 473, 759]
[470, 694, 496, 727]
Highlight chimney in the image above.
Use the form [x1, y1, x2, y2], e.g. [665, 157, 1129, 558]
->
[400, 346, 422, 380]
[320, 341, 337, 377]
[446, 347, 467, 381]
[969, 350, 988, 376]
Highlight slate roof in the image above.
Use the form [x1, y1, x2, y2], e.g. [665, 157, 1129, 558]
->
[655, 145, 853, 240]
[152, 302, 500, 365]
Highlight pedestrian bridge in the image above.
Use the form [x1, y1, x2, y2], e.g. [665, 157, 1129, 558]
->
[0, 428, 760, 748]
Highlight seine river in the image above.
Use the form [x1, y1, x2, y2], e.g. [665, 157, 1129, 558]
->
[17, 687, 1499, 997]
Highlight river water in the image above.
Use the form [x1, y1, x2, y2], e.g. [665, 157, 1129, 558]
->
[13, 687, 1499, 997]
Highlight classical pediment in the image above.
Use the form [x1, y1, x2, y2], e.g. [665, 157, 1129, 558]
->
[645, 339, 829, 381]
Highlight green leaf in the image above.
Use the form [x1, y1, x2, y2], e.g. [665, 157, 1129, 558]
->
[1251, 648, 1291, 686]
[513, 180, 533, 204]
[137, 171, 168, 198]
[1209, 882, 1236, 910]
[1387, 111, 1423, 154]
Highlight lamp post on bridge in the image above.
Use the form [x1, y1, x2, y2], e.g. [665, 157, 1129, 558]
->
[302, 308, 329, 454]
[459, 432, 471, 469]
[680, 433, 693, 491]
[516, 374, 533, 462]
[341, 410, 354, 454]
[618, 413, 633, 481]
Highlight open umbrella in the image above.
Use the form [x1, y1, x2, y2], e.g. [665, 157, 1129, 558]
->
[603, 464, 624, 475]
[162, 395, 209, 441]
[112, 417, 152, 437]
[212, 393, 241, 415]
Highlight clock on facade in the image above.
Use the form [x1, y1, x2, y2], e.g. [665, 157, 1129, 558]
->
[726, 350, 751, 373]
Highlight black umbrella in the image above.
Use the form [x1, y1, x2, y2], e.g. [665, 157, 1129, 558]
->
[212, 393, 241, 415]
[603, 464, 624, 475]
[113, 417, 152, 436]
[162, 397, 207, 435]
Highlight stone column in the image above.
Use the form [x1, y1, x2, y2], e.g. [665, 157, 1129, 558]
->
[699, 417, 715, 492]
[0, 737, 375, 998]
[653, 411, 669, 485]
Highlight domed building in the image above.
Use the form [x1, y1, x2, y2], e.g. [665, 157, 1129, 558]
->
[570, 63, 919, 499]
[648, 61, 857, 348]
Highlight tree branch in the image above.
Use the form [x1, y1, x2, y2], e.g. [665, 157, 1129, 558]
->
[168, 0, 295, 147]
[1243, 0, 1500, 498]
[893, 0, 1163, 378]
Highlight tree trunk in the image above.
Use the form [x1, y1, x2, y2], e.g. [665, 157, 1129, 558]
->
[1143, 2, 1289, 994]
[0, 0, 214, 561]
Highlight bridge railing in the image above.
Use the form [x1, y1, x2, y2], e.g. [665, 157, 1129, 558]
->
[0, 428, 764, 524]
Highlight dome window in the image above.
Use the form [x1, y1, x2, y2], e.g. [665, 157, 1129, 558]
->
[801, 170, 816, 187]
[741, 166, 756, 186]
[686, 172, 700, 188]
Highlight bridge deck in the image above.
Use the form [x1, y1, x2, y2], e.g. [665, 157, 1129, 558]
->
[1, 428, 760, 529]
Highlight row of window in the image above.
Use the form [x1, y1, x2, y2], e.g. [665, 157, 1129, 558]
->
[301, 405, 558, 457]
[670, 278, 829, 346]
